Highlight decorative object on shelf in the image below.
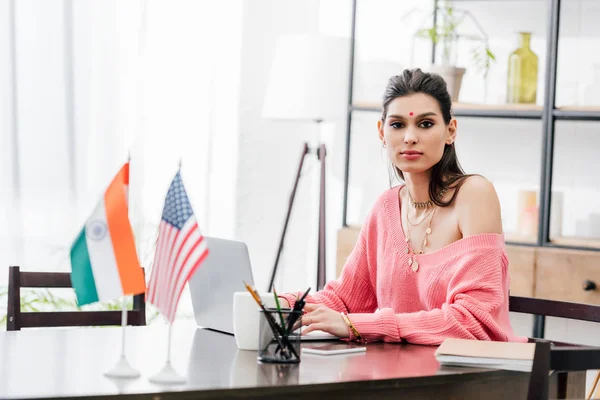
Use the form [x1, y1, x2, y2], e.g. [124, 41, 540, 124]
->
[517, 190, 538, 238]
[549, 191, 563, 238]
[590, 213, 600, 239]
[263, 33, 349, 291]
[506, 32, 538, 104]
[429, 65, 466, 102]
[412, 4, 495, 101]
[574, 214, 600, 241]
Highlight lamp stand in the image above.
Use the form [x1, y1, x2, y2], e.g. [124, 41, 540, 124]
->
[267, 141, 327, 292]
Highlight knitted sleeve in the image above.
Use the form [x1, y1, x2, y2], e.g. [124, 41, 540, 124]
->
[346, 247, 524, 345]
[279, 227, 378, 314]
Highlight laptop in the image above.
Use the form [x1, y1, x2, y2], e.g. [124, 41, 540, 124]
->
[188, 236, 338, 340]
[188, 236, 255, 335]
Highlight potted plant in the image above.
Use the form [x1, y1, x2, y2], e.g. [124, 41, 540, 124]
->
[413, 3, 495, 101]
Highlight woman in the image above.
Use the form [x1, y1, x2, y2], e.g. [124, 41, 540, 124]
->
[279, 68, 526, 345]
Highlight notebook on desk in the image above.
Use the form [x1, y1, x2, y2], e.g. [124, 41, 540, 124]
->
[434, 338, 536, 372]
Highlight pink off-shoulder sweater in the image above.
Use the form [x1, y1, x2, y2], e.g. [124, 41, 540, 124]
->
[281, 185, 527, 345]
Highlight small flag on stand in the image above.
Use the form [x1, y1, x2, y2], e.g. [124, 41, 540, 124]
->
[147, 170, 209, 322]
[70, 162, 146, 306]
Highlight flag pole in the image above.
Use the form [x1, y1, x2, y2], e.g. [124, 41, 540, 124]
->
[148, 320, 185, 384]
[148, 158, 204, 385]
[103, 297, 140, 378]
[104, 153, 141, 379]
[148, 160, 186, 385]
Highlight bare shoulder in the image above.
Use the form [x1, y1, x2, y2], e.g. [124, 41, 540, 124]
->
[454, 175, 503, 236]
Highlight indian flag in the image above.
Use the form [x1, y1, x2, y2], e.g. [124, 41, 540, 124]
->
[70, 162, 146, 306]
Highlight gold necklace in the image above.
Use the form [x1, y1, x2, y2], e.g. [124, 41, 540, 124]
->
[407, 206, 435, 226]
[407, 187, 448, 209]
[403, 206, 437, 272]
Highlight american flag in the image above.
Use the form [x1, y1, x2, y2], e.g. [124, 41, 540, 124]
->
[147, 171, 209, 322]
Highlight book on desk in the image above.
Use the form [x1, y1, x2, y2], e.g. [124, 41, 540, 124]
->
[435, 338, 536, 372]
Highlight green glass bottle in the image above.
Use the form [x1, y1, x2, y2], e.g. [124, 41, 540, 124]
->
[506, 32, 538, 104]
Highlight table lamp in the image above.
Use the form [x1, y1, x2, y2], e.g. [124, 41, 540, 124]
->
[262, 33, 348, 291]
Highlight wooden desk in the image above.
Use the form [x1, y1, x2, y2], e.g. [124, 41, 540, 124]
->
[0, 323, 567, 399]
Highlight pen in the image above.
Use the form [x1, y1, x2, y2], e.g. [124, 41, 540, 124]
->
[286, 287, 311, 334]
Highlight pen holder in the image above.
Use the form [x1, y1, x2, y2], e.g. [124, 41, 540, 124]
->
[257, 308, 301, 364]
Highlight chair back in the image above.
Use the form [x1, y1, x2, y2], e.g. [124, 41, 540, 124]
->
[509, 295, 600, 323]
[528, 341, 551, 400]
[510, 295, 600, 399]
[7, 265, 146, 331]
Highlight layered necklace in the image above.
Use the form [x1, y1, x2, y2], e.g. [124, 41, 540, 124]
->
[408, 187, 448, 209]
[403, 189, 441, 272]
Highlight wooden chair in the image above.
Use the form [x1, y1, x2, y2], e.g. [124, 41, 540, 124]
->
[510, 296, 600, 399]
[6, 265, 146, 331]
[510, 296, 600, 328]
[527, 340, 600, 400]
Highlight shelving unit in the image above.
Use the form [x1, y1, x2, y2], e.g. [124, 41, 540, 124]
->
[553, 107, 600, 121]
[340, 0, 600, 339]
[341, 0, 600, 250]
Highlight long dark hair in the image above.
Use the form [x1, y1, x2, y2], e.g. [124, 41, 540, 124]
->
[382, 68, 472, 207]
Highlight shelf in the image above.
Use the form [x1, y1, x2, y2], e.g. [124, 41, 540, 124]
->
[453, 103, 543, 119]
[553, 106, 600, 121]
[350, 102, 543, 119]
[350, 102, 381, 112]
[549, 236, 600, 250]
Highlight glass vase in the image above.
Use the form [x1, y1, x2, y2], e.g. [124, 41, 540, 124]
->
[506, 32, 538, 104]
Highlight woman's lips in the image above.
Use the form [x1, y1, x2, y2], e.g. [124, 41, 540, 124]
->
[400, 151, 423, 160]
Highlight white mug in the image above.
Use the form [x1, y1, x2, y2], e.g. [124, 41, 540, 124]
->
[232, 291, 277, 350]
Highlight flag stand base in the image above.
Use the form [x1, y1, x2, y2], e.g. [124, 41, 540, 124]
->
[104, 355, 140, 379]
[149, 361, 186, 384]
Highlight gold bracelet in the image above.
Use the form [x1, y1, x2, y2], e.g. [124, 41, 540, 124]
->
[340, 312, 366, 343]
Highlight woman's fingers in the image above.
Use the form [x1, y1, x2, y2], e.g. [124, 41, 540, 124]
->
[302, 322, 326, 335]
[302, 312, 316, 326]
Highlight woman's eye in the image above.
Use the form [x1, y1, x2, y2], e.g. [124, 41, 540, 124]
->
[419, 120, 434, 128]
[390, 122, 404, 129]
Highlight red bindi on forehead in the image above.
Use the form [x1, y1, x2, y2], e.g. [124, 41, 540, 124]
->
[409, 112, 414, 116]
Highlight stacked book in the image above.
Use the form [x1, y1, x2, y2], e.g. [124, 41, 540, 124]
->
[435, 338, 536, 372]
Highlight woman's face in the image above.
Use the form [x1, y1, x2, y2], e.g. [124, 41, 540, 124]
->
[378, 93, 456, 175]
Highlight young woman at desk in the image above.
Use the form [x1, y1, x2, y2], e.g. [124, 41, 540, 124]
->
[279, 68, 526, 345]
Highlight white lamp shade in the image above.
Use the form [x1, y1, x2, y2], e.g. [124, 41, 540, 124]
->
[262, 34, 349, 122]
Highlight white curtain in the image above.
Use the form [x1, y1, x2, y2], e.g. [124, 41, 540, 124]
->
[0, 0, 242, 298]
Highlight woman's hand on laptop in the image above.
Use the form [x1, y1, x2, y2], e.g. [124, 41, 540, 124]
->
[301, 303, 350, 338]
[279, 298, 290, 308]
